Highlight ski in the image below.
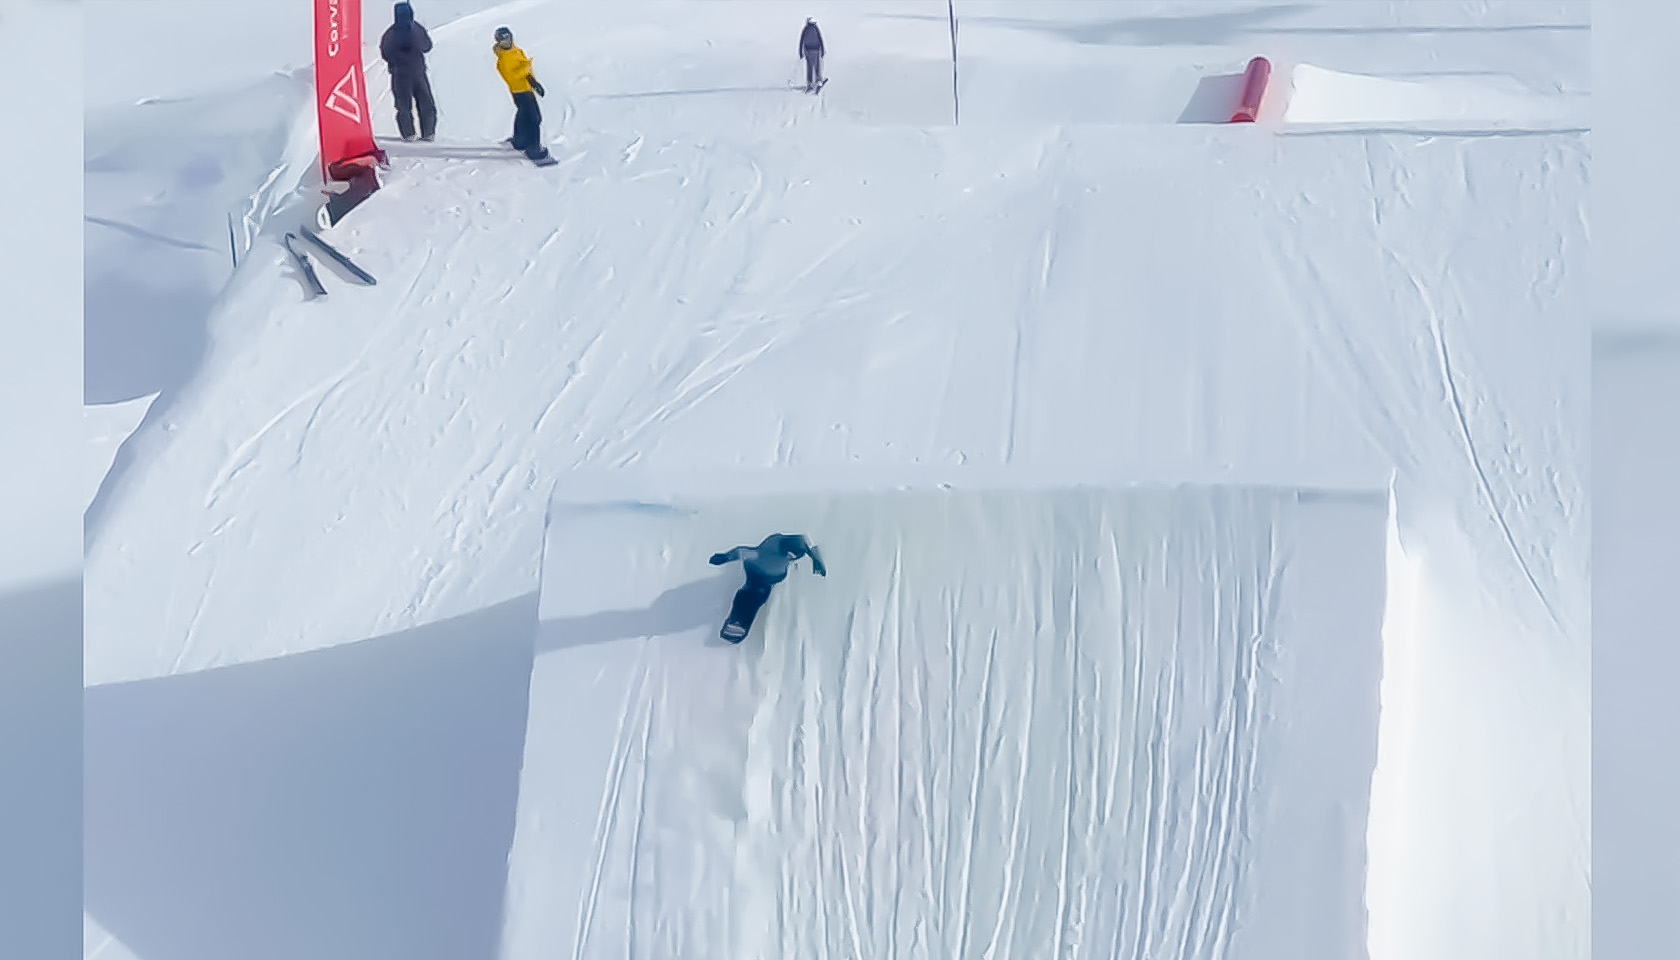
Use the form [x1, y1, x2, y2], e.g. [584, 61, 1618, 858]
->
[282, 233, 328, 298]
[298, 226, 377, 285]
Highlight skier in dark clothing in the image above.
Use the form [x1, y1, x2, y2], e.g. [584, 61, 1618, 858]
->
[380, 2, 437, 141]
[798, 18, 825, 92]
[710, 533, 827, 642]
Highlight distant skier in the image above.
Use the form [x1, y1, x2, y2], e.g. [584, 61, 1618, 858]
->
[380, 2, 437, 141]
[709, 533, 827, 642]
[492, 26, 554, 163]
[798, 17, 825, 93]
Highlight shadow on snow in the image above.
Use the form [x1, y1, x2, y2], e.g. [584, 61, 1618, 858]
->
[537, 573, 747, 653]
[84, 592, 539, 960]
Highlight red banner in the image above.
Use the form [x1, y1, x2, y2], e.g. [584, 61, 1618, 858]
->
[313, 0, 383, 182]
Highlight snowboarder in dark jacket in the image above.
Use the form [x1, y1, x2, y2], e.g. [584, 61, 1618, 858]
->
[798, 18, 825, 92]
[710, 533, 826, 641]
[380, 2, 436, 140]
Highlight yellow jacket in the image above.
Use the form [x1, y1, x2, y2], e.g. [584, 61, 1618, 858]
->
[495, 43, 534, 93]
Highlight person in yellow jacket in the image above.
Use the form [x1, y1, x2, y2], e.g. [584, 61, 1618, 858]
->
[493, 26, 553, 164]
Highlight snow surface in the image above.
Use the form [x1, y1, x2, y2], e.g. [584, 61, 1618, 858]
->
[78, 2, 1596, 959]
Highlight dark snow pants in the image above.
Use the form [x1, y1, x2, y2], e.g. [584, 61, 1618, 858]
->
[509, 91, 550, 159]
[728, 571, 775, 630]
[803, 50, 823, 89]
[391, 69, 437, 140]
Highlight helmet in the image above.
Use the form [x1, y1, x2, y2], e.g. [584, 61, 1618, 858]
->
[493, 26, 513, 44]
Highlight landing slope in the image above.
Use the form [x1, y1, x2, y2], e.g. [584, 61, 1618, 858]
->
[506, 483, 1385, 960]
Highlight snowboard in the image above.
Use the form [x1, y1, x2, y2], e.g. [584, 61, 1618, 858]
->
[504, 138, 560, 166]
[720, 587, 770, 643]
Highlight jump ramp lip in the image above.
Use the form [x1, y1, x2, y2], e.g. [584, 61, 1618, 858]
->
[544, 462, 1393, 513]
[1183, 57, 1584, 133]
[1278, 60, 1585, 130]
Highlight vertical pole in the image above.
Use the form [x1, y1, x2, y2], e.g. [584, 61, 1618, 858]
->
[227, 211, 238, 270]
[947, 0, 960, 125]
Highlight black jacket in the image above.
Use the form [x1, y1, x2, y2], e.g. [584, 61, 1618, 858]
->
[380, 2, 433, 76]
[799, 22, 824, 56]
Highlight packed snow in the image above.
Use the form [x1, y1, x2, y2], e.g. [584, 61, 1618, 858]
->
[510, 481, 1383, 959]
[74, 2, 1601, 959]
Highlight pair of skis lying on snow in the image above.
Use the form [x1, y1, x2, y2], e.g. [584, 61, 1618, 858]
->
[282, 226, 375, 298]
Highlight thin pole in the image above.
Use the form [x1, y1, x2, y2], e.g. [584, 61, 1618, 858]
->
[948, 0, 960, 125]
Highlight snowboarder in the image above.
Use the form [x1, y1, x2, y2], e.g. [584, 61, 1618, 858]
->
[798, 17, 825, 93]
[492, 26, 554, 163]
[709, 533, 827, 642]
[380, 2, 437, 141]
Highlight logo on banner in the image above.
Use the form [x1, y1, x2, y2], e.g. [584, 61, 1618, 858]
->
[324, 65, 363, 123]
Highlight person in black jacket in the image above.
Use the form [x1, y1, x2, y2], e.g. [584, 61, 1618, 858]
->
[798, 17, 824, 93]
[380, 2, 437, 141]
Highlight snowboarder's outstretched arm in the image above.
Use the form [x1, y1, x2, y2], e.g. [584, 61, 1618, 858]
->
[799, 538, 828, 577]
[710, 547, 750, 566]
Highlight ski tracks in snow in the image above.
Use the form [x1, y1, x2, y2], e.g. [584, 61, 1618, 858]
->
[203, 357, 365, 509]
[1407, 251, 1565, 633]
[1005, 138, 1064, 464]
[573, 641, 658, 960]
[1277, 135, 1570, 637]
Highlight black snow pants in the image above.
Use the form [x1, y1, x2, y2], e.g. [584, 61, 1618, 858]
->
[803, 50, 824, 89]
[391, 69, 437, 140]
[728, 571, 775, 629]
[509, 91, 550, 160]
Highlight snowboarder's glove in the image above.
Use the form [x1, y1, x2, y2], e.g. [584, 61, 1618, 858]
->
[709, 552, 730, 565]
[813, 561, 827, 577]
[530, 78, 546, 97]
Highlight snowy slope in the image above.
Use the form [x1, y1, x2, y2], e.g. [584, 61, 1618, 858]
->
[509, 481, 1385, 960]
[81, 0, 517, 500]
[81, 2, 1590, 959]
